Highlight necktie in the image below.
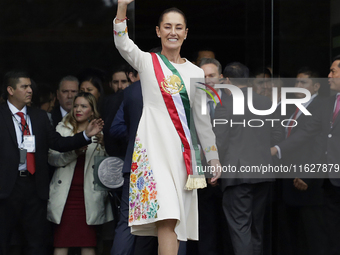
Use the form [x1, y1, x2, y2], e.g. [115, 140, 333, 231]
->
[287, 107, 299, 138]
[208, 101, 215, 119]
[332, 95, 340, 124]
[16, 112, 36, 174]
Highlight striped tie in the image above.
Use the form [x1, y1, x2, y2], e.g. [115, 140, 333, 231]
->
[16, 112, 35, 174]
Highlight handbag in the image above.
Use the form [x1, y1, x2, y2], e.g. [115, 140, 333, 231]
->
[93, 155, 124, 191]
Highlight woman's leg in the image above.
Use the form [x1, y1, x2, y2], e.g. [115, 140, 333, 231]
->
[157, 219, 179, 255]
[53, 248, 68, 255]
[81, 247, 96, 255]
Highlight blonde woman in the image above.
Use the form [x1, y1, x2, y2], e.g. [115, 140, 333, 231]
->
[47, 92, 113, 255]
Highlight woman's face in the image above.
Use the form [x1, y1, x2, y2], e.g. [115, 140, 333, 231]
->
[73, 97, 93, 124]
[156, 12, 188, 51]
[80, 81, 100, 101]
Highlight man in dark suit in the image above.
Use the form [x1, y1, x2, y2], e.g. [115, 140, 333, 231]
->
[0, 71, 103, 255]
[271, 56, 340, 254]
[50, 75, 79, 127]
[102, 90, 125, 158]
[109, 81, 144, 255]
[102, 65, 140, 157]
[277, 67, 327, 255]
[214, 62, 282, 255]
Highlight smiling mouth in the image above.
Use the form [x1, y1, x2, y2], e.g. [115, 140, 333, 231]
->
[168, 38, 178, 42]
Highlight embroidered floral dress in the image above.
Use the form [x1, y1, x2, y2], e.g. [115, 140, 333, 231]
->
[114, 20, 218, 241]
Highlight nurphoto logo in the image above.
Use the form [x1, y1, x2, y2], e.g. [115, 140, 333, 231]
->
[198, 80, 312, 128]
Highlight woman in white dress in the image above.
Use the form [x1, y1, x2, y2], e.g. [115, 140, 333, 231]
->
[114, 1, 221, 254]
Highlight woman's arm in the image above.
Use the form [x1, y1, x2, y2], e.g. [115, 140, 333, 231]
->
[115, 0, 134, 24]
[113, 0, 149, 73]
[192, 79, 219, 162]
[48, 149, 78, 167]
[192, 78, 221, 183]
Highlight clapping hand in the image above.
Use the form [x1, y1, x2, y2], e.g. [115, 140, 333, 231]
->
[85, 119, 104, 138]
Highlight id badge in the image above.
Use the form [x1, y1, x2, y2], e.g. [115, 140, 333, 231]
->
[23, 135, 36, 153]
[19, 148, 27, 164]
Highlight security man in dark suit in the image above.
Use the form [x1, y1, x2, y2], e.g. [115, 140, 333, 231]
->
[0, 71, 103, 255]
[278, 67, 327, 255]
[214, 62, 282, 255]
[271, 55, 340, 255]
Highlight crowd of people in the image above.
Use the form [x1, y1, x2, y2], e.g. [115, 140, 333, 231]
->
[1, 1, 340, 255]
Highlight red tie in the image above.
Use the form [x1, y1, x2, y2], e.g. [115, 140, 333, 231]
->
[287, 107, 299, 138]
[332, 95, 340, 124]
[16, 112, 36, 174]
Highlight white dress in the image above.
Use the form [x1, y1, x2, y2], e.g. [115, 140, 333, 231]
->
[114, 20, 219, 241]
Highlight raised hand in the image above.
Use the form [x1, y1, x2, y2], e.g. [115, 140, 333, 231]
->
[85, 119, 104, 138]
[118, 0, 134, 5]
[116, 0, 134, 24]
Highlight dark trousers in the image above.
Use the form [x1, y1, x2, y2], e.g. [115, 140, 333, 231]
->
[197, 184, 233, 255]
[222, 182, 270, 255]
[277, 203, 327, 255]
[0, 175, 50, 255]
[111, 174, 135, 255]
[323, 180, 340, 255]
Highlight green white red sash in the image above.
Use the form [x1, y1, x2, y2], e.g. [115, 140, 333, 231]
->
[151, 52, 206, 189]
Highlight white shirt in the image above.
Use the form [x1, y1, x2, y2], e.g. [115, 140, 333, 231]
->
[333, 93, 340, 112]
[7, 101, 33, 171]
[60, 106, 68, 118]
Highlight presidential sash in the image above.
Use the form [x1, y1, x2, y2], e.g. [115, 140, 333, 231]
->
[151, 52, 206, 190]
